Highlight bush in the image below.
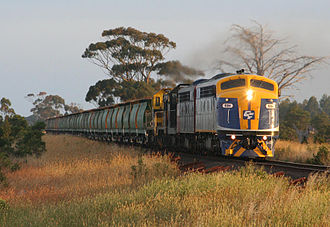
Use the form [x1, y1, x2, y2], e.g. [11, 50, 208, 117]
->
[313, 133, 326, 144]
[131, 156, 149, 185]
[307, 145, 329, 165]
[0, 199, 7, 210]
[0, 116, 46, 186]
[279, 124, 297, 140]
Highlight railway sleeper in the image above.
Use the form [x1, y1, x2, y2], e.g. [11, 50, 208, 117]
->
[203, 165, 232, 174]
[180, 161, 205, 171]
[290, 177, 307, 186]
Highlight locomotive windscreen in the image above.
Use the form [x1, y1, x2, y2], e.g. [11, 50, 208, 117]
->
[221, 79, 245, 90]
[250, 79, 274, 91]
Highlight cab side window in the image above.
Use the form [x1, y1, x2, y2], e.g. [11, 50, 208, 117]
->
[200, 85, 216, 98]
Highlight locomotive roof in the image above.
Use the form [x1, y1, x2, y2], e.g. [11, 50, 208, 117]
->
[191, 72, 273, 87]
[169, 84, 190, 93]
[209, 73, 234, 81]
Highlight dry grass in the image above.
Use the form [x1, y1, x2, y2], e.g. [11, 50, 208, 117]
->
[0, 135, 178, 205]
[0, 135, 329, 226]
[275, 140, 330, 164]
[1, 163, 329, 226]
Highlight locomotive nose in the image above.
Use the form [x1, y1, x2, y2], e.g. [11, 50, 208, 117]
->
[216, 75, 279, 158]
[238, 88, 279, 131]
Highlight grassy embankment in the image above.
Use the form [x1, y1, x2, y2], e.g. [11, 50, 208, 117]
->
[0, 135, 329, 226]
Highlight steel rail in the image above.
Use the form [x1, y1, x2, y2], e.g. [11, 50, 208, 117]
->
[253, 159, 329, 173]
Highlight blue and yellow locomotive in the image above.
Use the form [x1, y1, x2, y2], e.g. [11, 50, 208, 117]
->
[45, 72, 279, 158]
[216, 74, 279, 157]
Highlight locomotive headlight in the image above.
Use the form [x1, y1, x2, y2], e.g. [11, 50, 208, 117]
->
[246, 90, 253, 101]
[230, 135, 236, 140]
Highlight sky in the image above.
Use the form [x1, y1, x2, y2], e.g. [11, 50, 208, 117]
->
[1, 0, 329, 116]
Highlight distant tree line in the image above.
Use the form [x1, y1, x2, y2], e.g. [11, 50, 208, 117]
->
[279, 94, 330, 143]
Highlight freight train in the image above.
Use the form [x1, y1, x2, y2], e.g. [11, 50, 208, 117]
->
[45, 72, 279, 158]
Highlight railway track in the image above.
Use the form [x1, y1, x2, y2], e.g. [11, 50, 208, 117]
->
[254, 159, 329, 173]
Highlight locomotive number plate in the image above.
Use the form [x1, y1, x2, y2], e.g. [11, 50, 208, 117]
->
[266, 103, 276, 109]
[222, 103, 233, 108]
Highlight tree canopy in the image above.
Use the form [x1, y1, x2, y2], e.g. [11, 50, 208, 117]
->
[279, 95, 330, 143]
[82, 27, 176, 84]
[320, 94, 330, 115]
[85, 79, 165, 107]
[217, 22, 327, 95]
[0, 98, 15, 120]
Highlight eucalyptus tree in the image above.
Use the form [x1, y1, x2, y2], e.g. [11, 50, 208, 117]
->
[82, 27, 176, 84]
